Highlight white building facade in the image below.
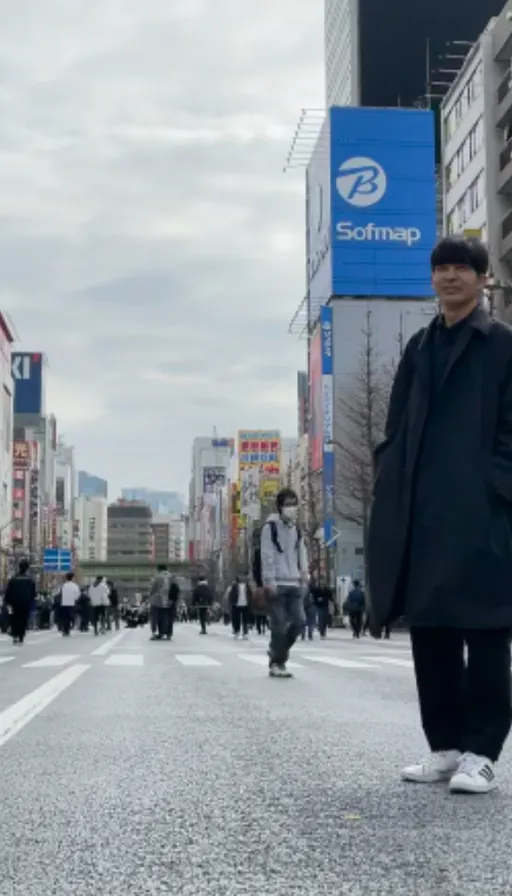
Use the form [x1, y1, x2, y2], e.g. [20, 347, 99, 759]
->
[324, 0, 359, 107]
[54, 441, 75, 549]
[0, 315, 13, 551]
[441, 10, 512, 291]
[74, 496, 108, 562]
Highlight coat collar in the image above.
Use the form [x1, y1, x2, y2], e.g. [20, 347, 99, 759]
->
[419, 304, 491, 350]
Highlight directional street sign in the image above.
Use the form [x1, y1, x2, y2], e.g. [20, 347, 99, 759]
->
[43, 548, 72, 573]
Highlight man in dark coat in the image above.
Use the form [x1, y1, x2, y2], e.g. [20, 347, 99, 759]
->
[367, 235, 512, 795]
[5, 559, 36, 645]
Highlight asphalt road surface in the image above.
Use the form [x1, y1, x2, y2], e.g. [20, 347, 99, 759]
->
[0, 622, 509, 895]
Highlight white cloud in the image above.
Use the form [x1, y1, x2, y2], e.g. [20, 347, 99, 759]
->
[0, 0, 323, 497]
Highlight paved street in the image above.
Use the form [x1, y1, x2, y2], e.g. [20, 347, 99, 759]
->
[0, 623, 510, 895]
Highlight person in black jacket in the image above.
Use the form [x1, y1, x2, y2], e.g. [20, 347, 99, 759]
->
[107, 580, 120, 631]
[368, 235, 512, 794]
[311, 581, 332, 638]
[192, 577, 213, 634]
[5, 559, 36, 645]
[168, 579, 180, 639]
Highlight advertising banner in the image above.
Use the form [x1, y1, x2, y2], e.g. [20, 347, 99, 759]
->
[12, 352, 45, 415]
[329, 107, 436, 298]
[297, 371, 308, 438]
[238, 430, 281, 475]
[309, 327, 323, 472]
[260, 479, 280, 502]
[321, 306, 335, 544]
[13, 440, 31, 469]
[240, 468, 260, 520]
[306, 117, 332, 325]
[203, 466, 226, 496]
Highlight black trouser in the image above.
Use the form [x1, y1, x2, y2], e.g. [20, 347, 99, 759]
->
[317, 606, 329, 637]
[232, 605, 249, 635]
[198, 607, 208, 633]
[92, 606, 105, 635]
[411, 627, 512, 762]
[11, 607, 29, 642]
[349, 610, 363, 637]
[60, 606, 72, 636]
[255, 614, 267, 634]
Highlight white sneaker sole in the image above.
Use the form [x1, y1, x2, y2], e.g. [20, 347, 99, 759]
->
[401, 770, 454, 784]
[449, 775, 497, 794]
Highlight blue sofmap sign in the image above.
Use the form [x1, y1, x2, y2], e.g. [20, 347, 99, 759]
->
[306, 107, 437, 307]
[330, 107, 436, 297]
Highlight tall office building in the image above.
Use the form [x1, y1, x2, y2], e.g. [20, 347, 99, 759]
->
[325, 0, 505, 116]
[74, 496, 108, 562]
[121, 488, 183, 516]
[107, 502, 153, 563]
[78, 471, 108, 500]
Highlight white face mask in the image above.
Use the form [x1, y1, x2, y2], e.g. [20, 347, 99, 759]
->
[281, 505, 298, 523]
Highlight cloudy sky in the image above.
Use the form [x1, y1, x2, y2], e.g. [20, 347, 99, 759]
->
[0, 0, 324, 500]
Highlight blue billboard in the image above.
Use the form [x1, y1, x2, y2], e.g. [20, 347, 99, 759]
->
[12, 352, 45, 415]
[320, 306, 335, 545]
[329, 107, 436, 298]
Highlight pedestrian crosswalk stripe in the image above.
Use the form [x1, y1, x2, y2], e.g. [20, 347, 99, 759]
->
[302, 656, 377, 670]
[238, 653, 303, 669]
[175, 654, 222, 666]
[360, 656, 413, 668]
[23, 655, 79, 668]
[104, 654, 144, 667]
[0, 657, 14, 664]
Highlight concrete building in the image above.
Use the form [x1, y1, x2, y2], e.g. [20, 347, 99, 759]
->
[440, 8, 512, 318]
[151, 514, 186, 564]
[54, 441, 75, 550]
[74, 496, 108, 563]
[107, 502, 153, 564]
[78, 471, 108, 499]
[189, 437, 232, 559]
[0, 314, 14, 563]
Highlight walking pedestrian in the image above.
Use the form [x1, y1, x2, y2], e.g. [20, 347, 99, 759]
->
[261, 488, 308, 678]
[344, 580, 365, 638]
[4, 559, 36, 645]
[192, 577, 213, 634]
[311, 580, 332, 639]
[60, 572, 80, 636]
[230, 577, 250, 639]
[89, 576, 109, 635]
[368, 235, 512, 794]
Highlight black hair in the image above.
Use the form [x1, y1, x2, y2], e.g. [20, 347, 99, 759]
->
[276, 487, 298, 510]
[18, 559, 29, 574]
[157, 564, 167, 572]
[430, 235, 489, 276]
[66, 572, 75, 581]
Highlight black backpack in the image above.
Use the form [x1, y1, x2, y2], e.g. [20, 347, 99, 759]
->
[252, 520, 302, 588]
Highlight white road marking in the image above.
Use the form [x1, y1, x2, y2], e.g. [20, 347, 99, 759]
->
[361, 656, 413, 668]
[238, 654, 303, 669]
[0, 657, 14, 664]
[23, 654, 79, 668]
[104, 654, 144, 667]
[175, 654, 222, 667]
[90, 632, 128, 656]
[0, 664, 90, 747]
[302, 656, 377, 669]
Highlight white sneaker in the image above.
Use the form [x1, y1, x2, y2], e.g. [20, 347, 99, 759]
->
[401, 750, 461, 783]
[449, 753, 497, 794]
[269, 663, 293, 679]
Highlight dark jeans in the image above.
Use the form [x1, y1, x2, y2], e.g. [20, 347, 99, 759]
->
[198, 607, 208, 633]
[150, 606, 171, 638]
[92, 606, 105, 635]
[317, 606, 329, 637]
[11, 607, 29, 642]
[302, 605, 316, 640]
[349, 610, 363, 637]
[232, 605, 249, 636]
[267, 586, 305, 666]
[60, 606, 72, 636]
[411, 627, 512, 762]
[255, 614, 267, 635]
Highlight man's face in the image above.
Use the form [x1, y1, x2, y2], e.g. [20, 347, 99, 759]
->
[432, 263, 486, 310]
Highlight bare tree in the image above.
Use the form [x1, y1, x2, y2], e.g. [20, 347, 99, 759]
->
[332, 309, 395, 563]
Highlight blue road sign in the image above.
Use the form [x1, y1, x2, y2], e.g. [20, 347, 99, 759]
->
[43, 548, 72, 573]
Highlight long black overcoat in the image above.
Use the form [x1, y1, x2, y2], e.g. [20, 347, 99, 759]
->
[367, 308, 512, 631]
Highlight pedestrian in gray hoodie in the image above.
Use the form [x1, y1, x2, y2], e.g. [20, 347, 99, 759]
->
[149, 564, 172, 640]
[260, 488, 308, 678]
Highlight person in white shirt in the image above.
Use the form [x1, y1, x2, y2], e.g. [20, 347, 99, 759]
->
[60, 572, 80, 637]
[229, 577, 251, 639]
[88, 576, 109, 635]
